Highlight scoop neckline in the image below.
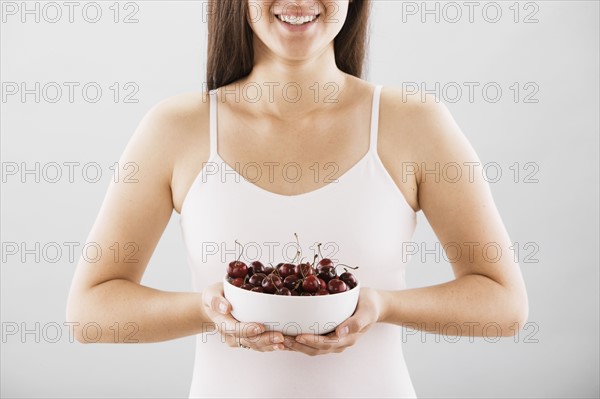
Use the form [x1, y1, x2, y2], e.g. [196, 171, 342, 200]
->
[213, 151, 372, 200]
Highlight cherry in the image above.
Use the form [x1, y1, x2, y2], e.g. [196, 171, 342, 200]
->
[262, 274, 283, 294]
[250, 260, 266, 275]
[339, 270, 358, 289]
[318, 278, 327, 290]
[317, 265, 337, 282]
[251, 286, 264, 293]
[295, 263, 313, 278]
[300, 292, 313, 296]
[227, 261, 248, 278]
[316, 288, 330, 296]
[302, 275, 320, 293]
[316, 243, 333, 268]
[290, 290, 300, 296]
[327, 278, 348, 294]
[279, 263, 296, 278]
[263, 265, 274, 275]
[275, 287, 292, 296]
[228, 240, 248, 278]
[231, 277, 245, 287]
[249, 273, 267, 287]
[283, 275, 301, 291]
[240, 283, 254, 290]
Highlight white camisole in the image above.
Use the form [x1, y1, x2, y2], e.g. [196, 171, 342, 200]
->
[180, 84, 418, 398]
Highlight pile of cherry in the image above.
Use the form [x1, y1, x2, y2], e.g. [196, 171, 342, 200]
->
[225, 242, 359, 296]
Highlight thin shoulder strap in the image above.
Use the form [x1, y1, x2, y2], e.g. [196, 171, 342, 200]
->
[369, 85, 383, 153]
[209, 88, 218, 155]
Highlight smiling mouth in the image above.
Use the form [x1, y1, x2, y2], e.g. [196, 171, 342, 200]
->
[276, 14, 320, 25]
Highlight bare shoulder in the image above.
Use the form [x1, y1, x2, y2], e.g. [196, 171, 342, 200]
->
[377, 85, 476, 212]
[137, 91, 210, 146]
[128, 91, 212, 213]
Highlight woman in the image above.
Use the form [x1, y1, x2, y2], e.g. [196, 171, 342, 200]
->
[66, 0, 529, 397]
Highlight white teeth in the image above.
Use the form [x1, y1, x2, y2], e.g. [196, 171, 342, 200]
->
[277, 14, 316, 25]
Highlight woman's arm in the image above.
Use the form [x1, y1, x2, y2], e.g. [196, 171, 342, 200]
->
[285, 90, 528, 355]
[377, 96, 529, 337]
[65, 96, 207, 343]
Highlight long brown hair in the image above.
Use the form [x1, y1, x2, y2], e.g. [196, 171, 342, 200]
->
[206, 1, 371, 91]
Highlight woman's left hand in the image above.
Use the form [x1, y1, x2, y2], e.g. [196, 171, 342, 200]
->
[281, 287, 387, 356]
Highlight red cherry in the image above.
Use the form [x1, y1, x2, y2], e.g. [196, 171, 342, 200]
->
[295, 263, 313, 278]
[302, 275, 320, 293]
[300, 292, 313, 296]
[251, 286, 264, 293]
[228, 261, 248, 278]
[339, 271, 358, 289]
[249, 260, 266, 275]
[262, 274, 283, 294]
[249, 273, 267, 287]
[283, 275, 301, 291]
[317, 258, 334, 268]
[317, 265, 337, 282]
[316, 288, 330, 296]
[318, 278, 327, 290]
[290, 290, 300, 296]
[263, 266, 274, 275]
[327, 278, 348, 294]
[275, 287, 292, 296]
[279, 263, 296, 278]
[240, 283, 254, 290]
[231, 277, 245, 287]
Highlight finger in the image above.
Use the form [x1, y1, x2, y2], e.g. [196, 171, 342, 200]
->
[224, 331, 285, 352]
[282, 336, 335, 356]
[202, 283, 231, 315]
[202, 284, 265, 338]
[241, 331, 286, 352]
[248, 330, 285, 346]
[335, 314, 368, 339]
[212, 314, 265, 339]
[284, 332, 343, 351]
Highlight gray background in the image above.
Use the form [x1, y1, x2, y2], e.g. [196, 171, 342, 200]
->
[1, 0, 598, 397]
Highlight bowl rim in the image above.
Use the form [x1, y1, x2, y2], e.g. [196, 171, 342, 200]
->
[222, 275, 360, 298]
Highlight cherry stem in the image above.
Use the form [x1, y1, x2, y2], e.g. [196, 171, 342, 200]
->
[292, 250, 300, 264]
[294, 232, 302, 262]
[235, 240, 244, 263]
[299, 264, 309, 279]
[317, 243, 324, 260]
[336, 263, 359, 271]
[311, 254, 318, 268]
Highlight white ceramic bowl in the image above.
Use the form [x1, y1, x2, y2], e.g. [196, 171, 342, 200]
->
[223, 276, 360, 336]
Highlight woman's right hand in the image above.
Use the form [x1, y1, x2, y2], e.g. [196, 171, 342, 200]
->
[202, 282, 286, 351]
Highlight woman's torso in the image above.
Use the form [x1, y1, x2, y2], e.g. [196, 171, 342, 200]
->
[176, 78, 421, 398]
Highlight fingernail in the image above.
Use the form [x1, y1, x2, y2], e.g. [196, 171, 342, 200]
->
[218, 302, 228, 314]
[339, 326, 349, 337]
[273, 336, 283, 343]
[273, 344, 281, 350]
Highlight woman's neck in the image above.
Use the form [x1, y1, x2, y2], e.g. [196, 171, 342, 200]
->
[234, 44, 350, 121]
